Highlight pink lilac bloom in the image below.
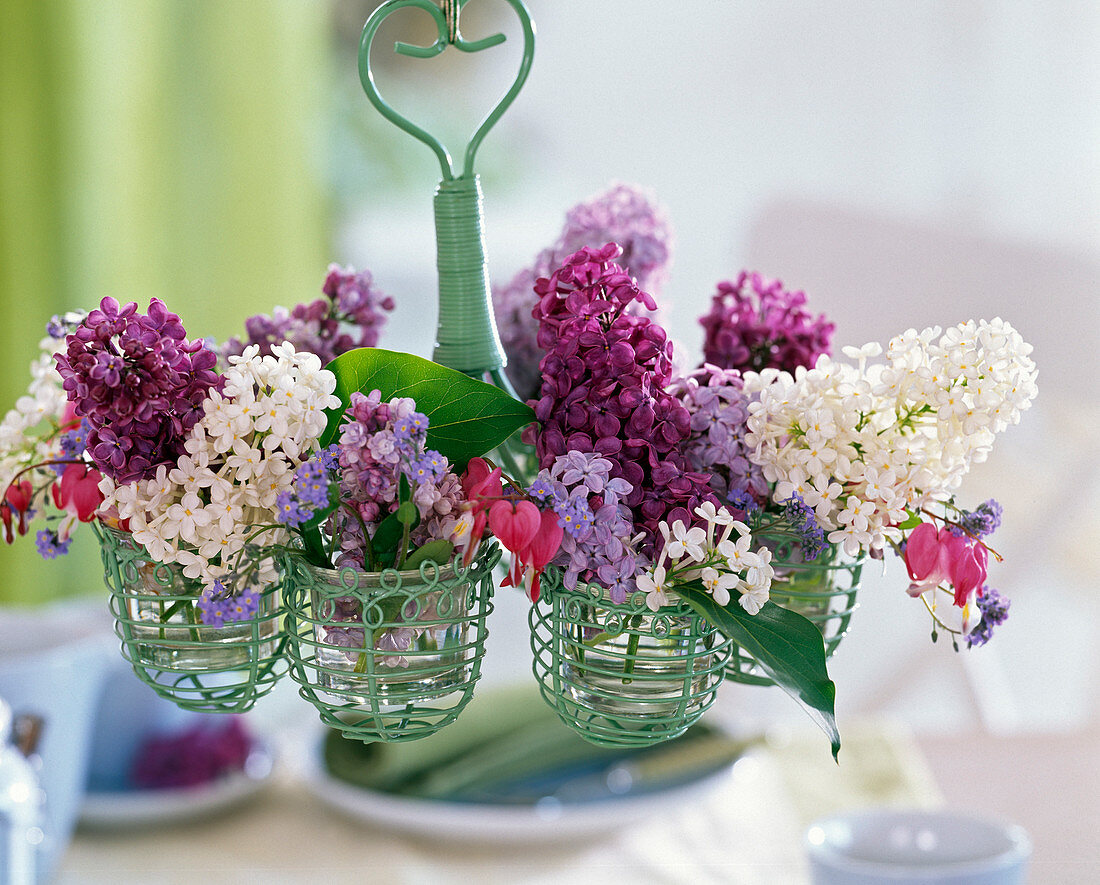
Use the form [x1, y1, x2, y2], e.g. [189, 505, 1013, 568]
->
[669, 364, 769, 505]
[495, 184, 673, 400]
[699, 271, 834, 374]
[528, 244, 715, 555]
[221, 264, 394, 365]
[55, 297, 223, 484]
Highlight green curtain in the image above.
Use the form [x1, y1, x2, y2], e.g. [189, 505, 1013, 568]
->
[0, 0, 331, 605]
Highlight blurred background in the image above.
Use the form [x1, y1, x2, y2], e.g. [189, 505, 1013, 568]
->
[2, 0, 1097, 791]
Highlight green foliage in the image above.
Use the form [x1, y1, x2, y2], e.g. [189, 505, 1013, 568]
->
[678, 583, 842, 761]
[320, 348, 534, 470]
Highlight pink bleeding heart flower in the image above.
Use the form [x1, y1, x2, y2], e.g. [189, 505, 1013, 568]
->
[2, 480, 34, 543]
[51, 463, 104, 540]
[518, 508, 565, 603]
[904, 521, 988, 610]
[489, 500, 541, 586]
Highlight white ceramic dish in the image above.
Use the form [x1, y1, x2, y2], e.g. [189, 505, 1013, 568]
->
[78, 745, 274, 830]
[299, 730, 744, 842]
[805, 808, 1031, 884]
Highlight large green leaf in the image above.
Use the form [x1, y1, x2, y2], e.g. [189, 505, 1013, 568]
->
[321, 348, 535, 470]
[679, 583, 841, 761]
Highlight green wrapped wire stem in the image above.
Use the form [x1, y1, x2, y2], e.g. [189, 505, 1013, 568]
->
[725, 532, 864, 686]
[96, 524, 287, 713]
[357, 0, 535, 382]
[282, 543, 499, 743]
[530, 569, 732, 748]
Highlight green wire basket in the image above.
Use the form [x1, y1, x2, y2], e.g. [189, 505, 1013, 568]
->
[725, 531, 864, 686]
[282, 542, 499, 743]
[529, 569, 732, 748]
[96, 524, 287, 713]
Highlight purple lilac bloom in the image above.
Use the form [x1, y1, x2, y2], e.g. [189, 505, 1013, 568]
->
[966, 586, 1011, 648]
[221, 264, 394, 365]
[55, 297, 223, 484]
[495, 184, 673, 400]
[950, 499, 1003, 539]
[529, 245, 715, 556]
[35, 529, 71, 559]
[669, 364, 768, 504]
[536, 453, 641, 603]
[699, 271, 834, 374]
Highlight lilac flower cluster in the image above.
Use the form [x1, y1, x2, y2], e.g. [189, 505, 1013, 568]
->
[35, 529, 71, 560]
[529, 244, 715, 552]
[669, 364, 769, 504]
[779, 493, 828, 560]
[495, 184, 673, 400]
[699, 271, 834, 374]
[222, 264, 394, 365]
[55, 297, 223, 484]
[130, 717, 253, 789]
[950, 499, 1003, 539]
[530, 452, 639, 602]
[197, 580, 261, 627]
[966, 586, 1011, 648]
[327, 391, 462, 568]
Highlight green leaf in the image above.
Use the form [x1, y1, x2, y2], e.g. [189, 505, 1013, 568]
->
[403, 539, 454, 570]
[678, 582, 841, 761]
[371, 510, 406, 558]
[396, 501, 418, 526]
[897, 510, 924, 530]
[320, 348, 535, 470]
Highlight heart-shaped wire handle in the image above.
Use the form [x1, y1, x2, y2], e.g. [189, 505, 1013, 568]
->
[358, 0, 535, 182]
[356, 0, 535, 383]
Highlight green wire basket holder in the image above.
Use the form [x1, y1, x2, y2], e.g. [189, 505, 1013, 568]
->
[725, 530, 864, 686]
[95, 523, 288, 713]
[282, 543, 499, 743]
[529, 568, 733, 748]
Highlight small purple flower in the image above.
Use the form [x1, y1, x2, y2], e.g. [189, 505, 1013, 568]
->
[527, 476, 558, 504]
[966, 586, 1011, 648]
[950, 499, 1003, 539]
[779, 493, 828, 559]
[35, 529, 71, 560]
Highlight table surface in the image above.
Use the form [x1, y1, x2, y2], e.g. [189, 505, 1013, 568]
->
[59, 720, 942, 885]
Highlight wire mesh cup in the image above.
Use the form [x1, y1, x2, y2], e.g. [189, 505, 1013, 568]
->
[282, 543, 498, 743]
[725, 531, 864, 686]
[530, 570, 732, 748]
[97, 524, 286, 713]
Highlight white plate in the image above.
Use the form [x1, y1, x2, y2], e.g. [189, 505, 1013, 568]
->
[78, 745, 275, 829]
[299, 731, 745, 843]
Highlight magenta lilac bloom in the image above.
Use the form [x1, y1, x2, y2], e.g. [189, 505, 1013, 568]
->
[55, 297, 223, 484]
[495, 184, 673, 400]
[529, 244, 714, 553]
[222, 264, 394, 365]
[130, 717, 253, 789]
[699, 271, 834, 374]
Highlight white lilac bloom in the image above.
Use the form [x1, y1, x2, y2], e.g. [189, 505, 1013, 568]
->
[643, 507, 773, 613]
[102, 343, 340, 589]
[743, 318, 1038, 556]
